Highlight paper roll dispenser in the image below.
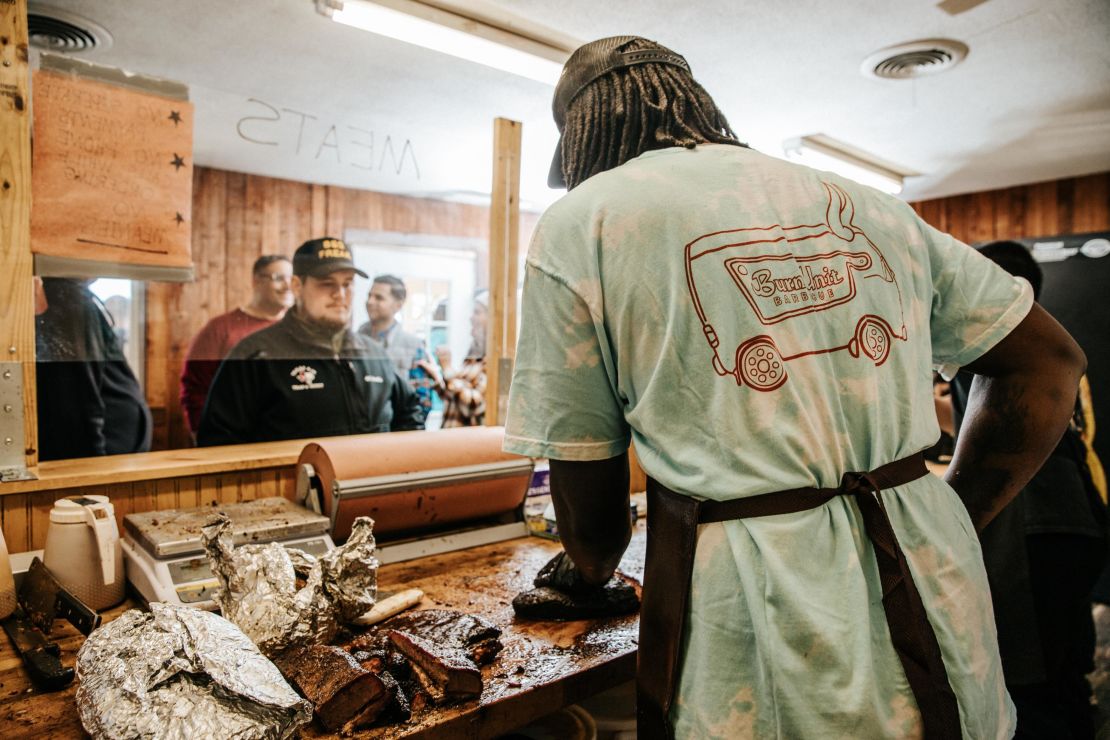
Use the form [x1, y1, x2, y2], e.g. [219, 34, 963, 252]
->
[295, 427, 534, 542]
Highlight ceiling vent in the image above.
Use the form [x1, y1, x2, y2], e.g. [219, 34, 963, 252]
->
[28, 4, 112, 52]
[861, 39, 967, 80]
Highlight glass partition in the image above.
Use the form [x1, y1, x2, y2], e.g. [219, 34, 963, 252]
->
[28, 1, 547, 459]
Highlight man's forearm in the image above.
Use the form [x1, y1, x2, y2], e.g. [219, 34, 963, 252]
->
[549, 453, 632, 586]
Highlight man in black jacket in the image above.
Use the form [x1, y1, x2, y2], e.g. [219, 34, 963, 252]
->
[944, 241, 1106, 739]
[36, 277, 152, 460]
[197, 237, 424, 446]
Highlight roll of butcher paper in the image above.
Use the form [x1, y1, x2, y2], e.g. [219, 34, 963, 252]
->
[296, 427, 534, 540]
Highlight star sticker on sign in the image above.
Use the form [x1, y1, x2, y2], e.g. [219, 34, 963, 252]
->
[168, 110, 183, 126]
[170, 153, 186, 171]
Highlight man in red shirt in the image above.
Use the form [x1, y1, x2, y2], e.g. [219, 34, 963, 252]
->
[180, 255, 293, 437]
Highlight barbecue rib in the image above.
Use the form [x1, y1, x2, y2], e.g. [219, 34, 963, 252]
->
[340, 670, 410, 733]
[351, 648, 409, 677]
[276, 645, 387, 731]
[388, 630, 483, 703]
[347, 609, 503, 666]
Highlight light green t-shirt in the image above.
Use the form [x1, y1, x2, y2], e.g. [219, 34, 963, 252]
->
[504, 144, 1032, 738]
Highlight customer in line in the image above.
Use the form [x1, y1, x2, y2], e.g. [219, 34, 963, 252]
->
[358, 274, 434, 416]
[180, 254, 293, 439]
[421, 290, 488, 427]
[36, 277, 152, 460]
[197, 238, 424, 445]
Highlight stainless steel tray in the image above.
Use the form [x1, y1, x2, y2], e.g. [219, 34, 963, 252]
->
[124, 497, 330, 559]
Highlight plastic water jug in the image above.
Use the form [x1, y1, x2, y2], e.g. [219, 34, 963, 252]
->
[43, 495, 124, 611]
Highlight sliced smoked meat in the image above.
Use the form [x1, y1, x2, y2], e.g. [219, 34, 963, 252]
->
[347, 609, 503, 666]
[340, 670, 410, 733]
[276, 644, 387, 731]
[387, 629, 482, 703]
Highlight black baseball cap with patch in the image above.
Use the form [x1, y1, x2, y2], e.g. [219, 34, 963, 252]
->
[548, 36, 691, 189]
[293, 237, 368, 279]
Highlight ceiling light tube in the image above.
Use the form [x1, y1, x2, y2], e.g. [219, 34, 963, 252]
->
[782, 135, 906, 195]
[326, 0, 567, 85]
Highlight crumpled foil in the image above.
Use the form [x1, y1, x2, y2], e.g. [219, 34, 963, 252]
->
[75, 602, 312, 740]
[202, 514, 379, 656]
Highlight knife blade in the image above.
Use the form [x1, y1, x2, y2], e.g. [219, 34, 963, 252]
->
[20, 558, 60, 634]
[21, 558, 100, 636]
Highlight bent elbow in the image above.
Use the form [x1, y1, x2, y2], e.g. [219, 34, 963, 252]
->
[1070, 342, 1088, 378]
[1052, 329, 1087, 382]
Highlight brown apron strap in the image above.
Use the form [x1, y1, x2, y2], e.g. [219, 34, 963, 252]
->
[637, 482, 701, 740]
[852, 474, 963, 739]
[637, 453, 963, 739]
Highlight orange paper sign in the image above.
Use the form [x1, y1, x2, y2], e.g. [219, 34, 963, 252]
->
[30, 70, 194, 269]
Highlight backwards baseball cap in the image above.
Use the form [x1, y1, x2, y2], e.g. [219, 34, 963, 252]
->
[292, 237, 368, 279]
[548, 36, 691, 189]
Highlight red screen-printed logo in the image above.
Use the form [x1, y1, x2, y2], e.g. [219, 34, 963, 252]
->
[290, 365, 324, 391]
[684, 181, 907, 391]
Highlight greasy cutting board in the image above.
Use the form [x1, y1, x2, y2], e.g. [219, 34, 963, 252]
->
[0, 521, 647, 739]
[304, 521, 648, 739]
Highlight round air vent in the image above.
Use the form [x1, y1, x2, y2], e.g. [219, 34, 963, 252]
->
[861, 39, 967, 80]
[28, 4, 112, 52]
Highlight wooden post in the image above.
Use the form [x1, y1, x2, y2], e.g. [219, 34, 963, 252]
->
[0, 0, 36, 472]
[485, 118, 522, 426]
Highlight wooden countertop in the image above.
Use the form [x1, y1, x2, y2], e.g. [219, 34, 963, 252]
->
[0, 439, 310, 496]
[0, 524, 646, 739]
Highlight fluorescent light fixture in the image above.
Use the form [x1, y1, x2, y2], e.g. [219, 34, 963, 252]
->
[782, 135, 907, 195]
[325, 0, 568, 85]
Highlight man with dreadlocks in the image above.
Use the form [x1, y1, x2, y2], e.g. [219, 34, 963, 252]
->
[502, 36, 1085, 739]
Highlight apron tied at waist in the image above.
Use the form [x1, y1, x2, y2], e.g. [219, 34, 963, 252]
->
[637, 452, 962, 739]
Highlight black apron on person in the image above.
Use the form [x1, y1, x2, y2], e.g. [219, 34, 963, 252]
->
[636, 452, 963, 740]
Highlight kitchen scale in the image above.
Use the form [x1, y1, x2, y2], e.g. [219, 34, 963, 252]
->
[122, 497, 335, 610]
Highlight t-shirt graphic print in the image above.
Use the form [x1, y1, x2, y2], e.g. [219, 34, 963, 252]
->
[686, 181, 907, 392]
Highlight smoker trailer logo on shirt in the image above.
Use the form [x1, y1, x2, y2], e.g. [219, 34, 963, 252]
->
[685, 181, 908, 392]
[290, 365, 324, 390]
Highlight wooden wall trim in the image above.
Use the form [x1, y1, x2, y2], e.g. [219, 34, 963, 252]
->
[0, 0, 36, 469]
[486, 118, 523, 426]
[0, 466, 297, 553]
[0, 438, 305, 496]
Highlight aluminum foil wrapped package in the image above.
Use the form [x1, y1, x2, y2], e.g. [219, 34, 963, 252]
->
[75, 602, 311, 740]
[202, 514, 379, 655]
[319, 514, 381, 622]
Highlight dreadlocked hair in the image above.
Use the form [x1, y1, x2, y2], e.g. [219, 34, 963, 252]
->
[561, 45, 745, 189]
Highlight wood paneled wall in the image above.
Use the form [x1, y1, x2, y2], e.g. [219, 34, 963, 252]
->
[12, 171, 1098, 551]
[138, 168, 1110, 450]
[910, 172, 1110, 243]
[1, 466, 295, 553]
[147, 167, 540, 450]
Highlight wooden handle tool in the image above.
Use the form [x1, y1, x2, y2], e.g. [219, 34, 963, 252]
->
[353, 588, 424, 626]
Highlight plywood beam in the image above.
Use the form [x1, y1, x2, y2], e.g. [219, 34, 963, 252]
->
[485, 118, 522, 426]
[0, 0, 36, 471]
